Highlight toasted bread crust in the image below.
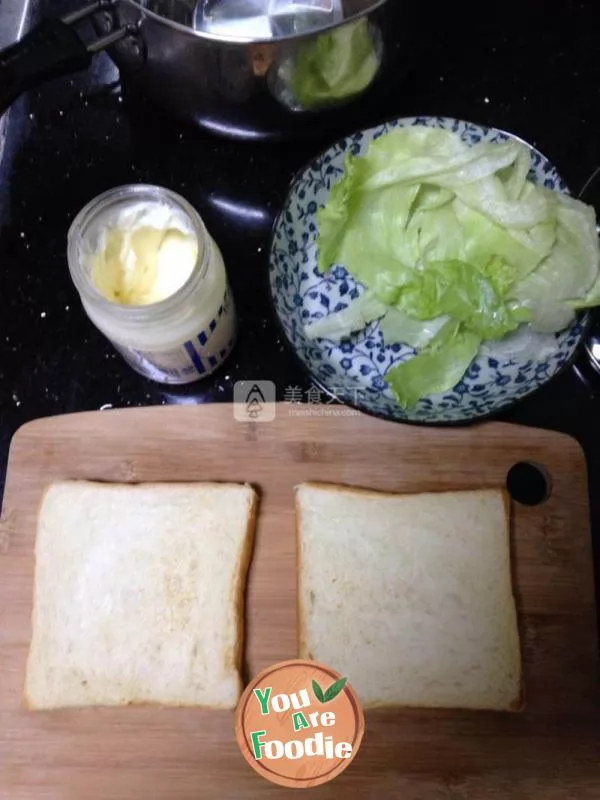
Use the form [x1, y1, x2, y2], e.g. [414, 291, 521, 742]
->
[295, 487, 307, 661]
[233, 487, 260, 696]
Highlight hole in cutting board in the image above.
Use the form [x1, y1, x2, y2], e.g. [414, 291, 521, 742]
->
[506, 462, 552, 506]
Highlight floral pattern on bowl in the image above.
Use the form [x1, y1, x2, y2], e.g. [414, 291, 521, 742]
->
[268, 115, 587, 423]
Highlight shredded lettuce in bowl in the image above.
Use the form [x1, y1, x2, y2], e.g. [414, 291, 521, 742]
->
[305, 126, 600, 409]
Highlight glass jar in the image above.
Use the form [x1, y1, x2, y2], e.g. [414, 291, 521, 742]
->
[67, 185, 237, 385]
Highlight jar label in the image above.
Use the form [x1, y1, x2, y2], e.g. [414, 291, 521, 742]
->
[114, 289, 236, 385]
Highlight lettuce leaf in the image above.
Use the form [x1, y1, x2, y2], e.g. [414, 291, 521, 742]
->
[379, 309, 449, 350]
[392, 260, 523, 340]
[292, 19, 380, 109]
[304, 291, 387, 342]
[511, 191, 600, 330]
[311, 125, 600, 407]
[453, 199, 555, 286]
[386, 327, 481, 409]
[571, 273, 600, 310]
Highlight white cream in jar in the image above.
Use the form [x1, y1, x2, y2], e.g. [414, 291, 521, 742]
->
[90, 203, 199, 307]
[68, 186, 237, 385]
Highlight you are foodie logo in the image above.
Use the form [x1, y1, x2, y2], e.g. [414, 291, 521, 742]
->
[235, 660, 364, 788]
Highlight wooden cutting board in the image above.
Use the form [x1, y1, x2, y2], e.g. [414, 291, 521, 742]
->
[1, 404, 599, 799]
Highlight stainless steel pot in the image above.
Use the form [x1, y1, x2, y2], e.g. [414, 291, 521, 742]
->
[0, 0, 400, 140]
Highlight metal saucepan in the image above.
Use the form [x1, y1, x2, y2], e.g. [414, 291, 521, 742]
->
[0, 0, 402, 140]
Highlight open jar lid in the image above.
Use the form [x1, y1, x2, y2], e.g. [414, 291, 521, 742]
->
[135, 0, 388, 41]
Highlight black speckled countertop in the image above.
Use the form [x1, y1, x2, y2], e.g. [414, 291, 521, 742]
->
[1, 2, 600, 589]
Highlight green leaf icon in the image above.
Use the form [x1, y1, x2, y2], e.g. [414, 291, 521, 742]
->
[323, 677, 348, 703]
[312, 679, 325, 703]
[312, 677, 348, 704]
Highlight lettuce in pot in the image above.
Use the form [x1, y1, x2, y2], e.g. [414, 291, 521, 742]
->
[292, 19, 380, 109]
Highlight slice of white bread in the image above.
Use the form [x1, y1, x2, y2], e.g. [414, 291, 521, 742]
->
[296, 482, 522, 711]
[24, 480, 258, 711]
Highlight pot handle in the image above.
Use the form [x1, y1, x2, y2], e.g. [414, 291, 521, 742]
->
[0, 1, 132, 115]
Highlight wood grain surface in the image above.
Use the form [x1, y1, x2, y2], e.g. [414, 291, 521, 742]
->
[0, 404, 599, 799]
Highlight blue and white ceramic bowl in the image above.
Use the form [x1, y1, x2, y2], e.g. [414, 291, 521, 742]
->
[269, 116, 588, 424]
